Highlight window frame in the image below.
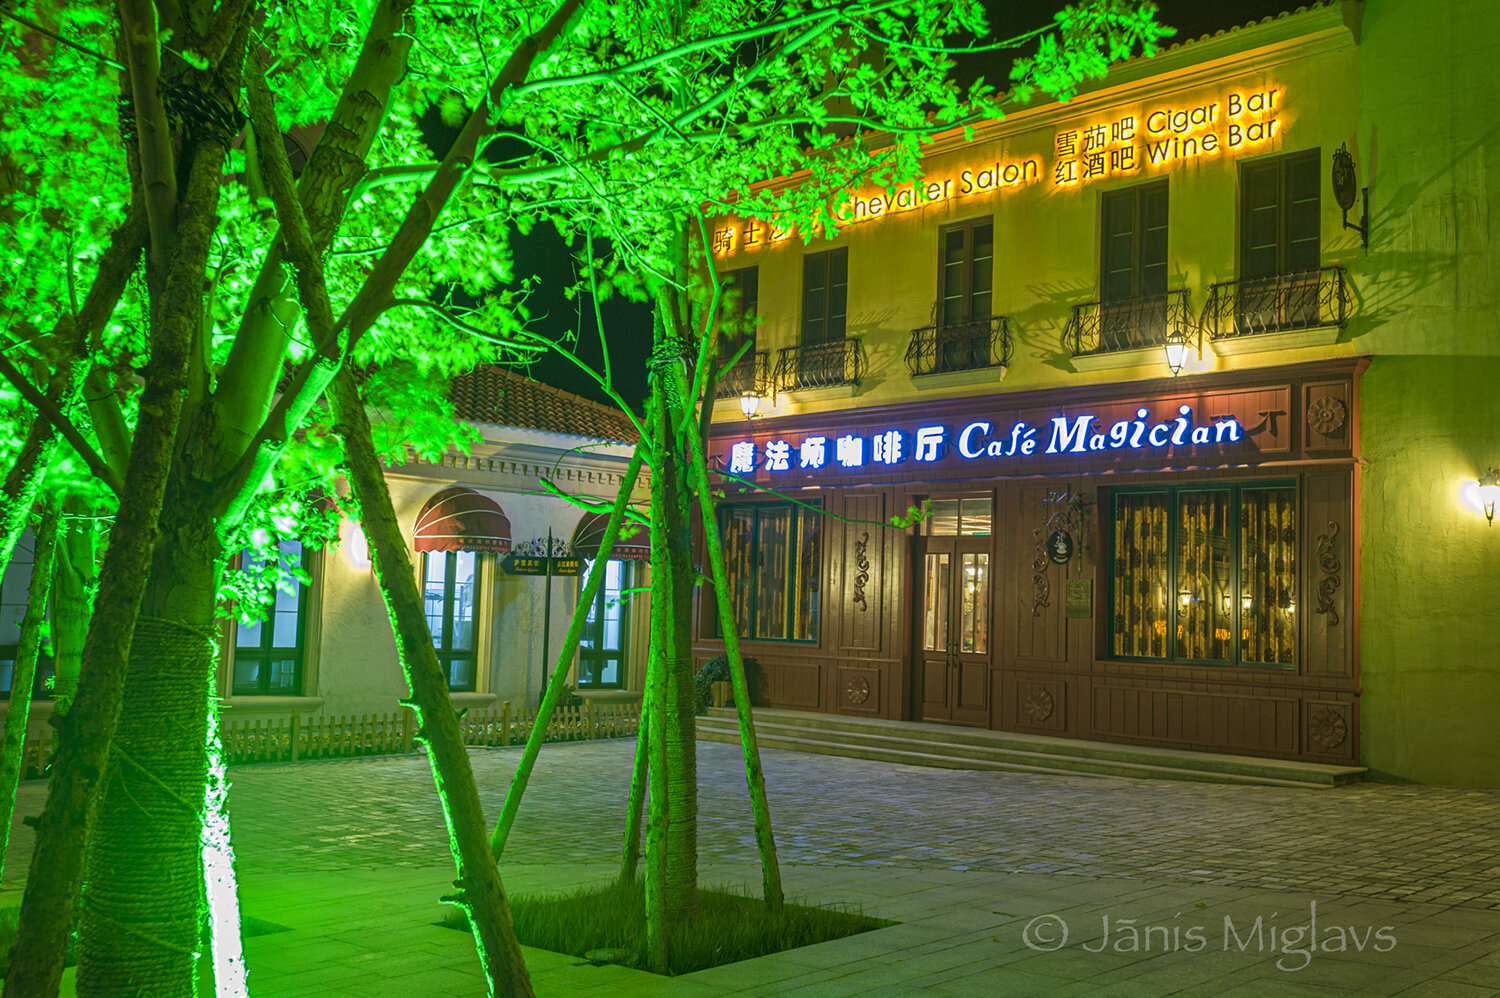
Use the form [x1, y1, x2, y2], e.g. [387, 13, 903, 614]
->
[1100, 180, 1169, 302]
[717, 500, 822, 644]
[0, 528, 55, 700]
[577, 558, 632, 690]
[1239, 148, 1321, 280]
[421, 549, 482, 693]
[800, 248, 848, 348]
[1107, 481, 1299, 670]
[937, 217, 994, 327]
[718, 265, 759, 359]
[229, 540, 313, 698]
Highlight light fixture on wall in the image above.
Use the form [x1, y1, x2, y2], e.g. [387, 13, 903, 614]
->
[1331, 142, 1369, 250]
[1163, 324, 1201, 377]
[739, 389, 774, 419]
[1478, 467, 1500, 525]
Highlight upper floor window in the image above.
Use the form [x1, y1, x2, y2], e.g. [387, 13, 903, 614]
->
[1101, 181, 1168, 302]
[719, 502, 821, 642]
[719, 266, 759, 356]
[939, 218, 993, 326]
[579, 559, 634, 689]
[0, 529, 54, 699]
[1241, 149, 1320, 279]
[801, 248, 847, 347]
[422, 550, 480, 692]
[1109, 483, 1297, 668]
[232, 539, 310, 696]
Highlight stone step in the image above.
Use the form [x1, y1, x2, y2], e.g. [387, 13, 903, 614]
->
[695, 709, 1365, 789]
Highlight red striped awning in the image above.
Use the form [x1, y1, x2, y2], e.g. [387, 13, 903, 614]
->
[572, 509, 650, 561]
[413, 488, 512, 553]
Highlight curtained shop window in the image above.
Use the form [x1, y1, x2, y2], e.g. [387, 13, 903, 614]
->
[0, 529, 55, 698]
[578, 559, 633, 689]
[1110, 484, 1297, 667]
[719, 502, 821, 642]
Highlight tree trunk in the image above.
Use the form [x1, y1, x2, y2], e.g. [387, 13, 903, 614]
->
[49, 502, 98, 712]
[3, 142, 226, 998]
[329, 367, 533, 998]
[0, 501, 61, 884]
[618, 716, 649, 885]
[491, 449, 643, 859]
[76, 499, 221, 997]
[643, 435, 671, 971]
[676, 366, 784, 911]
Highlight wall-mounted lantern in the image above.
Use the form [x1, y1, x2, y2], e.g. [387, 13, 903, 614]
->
[739, 389, 775, 419]
[1478, 468, 1500, 526]
[1163, 324, 1201, 377]
[1332, 142, 1369, 250]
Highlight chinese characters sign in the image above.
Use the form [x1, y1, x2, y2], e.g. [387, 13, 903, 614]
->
[709, 84, 1288, 255]
[722, 405, 1244, 478]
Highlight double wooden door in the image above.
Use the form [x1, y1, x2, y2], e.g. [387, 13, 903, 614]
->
[914, 535, 992, 726]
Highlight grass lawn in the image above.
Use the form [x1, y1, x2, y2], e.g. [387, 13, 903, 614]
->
[444, 879, 893, 975]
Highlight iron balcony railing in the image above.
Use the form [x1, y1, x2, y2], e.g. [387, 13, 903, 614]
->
[1203, 266, 1350, 340]
[776, 338, 862, 391]
[1066, 289, 1194, 357]
[713, 350, 771, 400]
[906, 315, 1013, 377]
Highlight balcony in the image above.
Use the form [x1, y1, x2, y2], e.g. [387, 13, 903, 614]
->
[776, 339, 862, 392]
[713, 350, 771, 401]
[1067, 290, 1194, 371]
[906, 316, 1012, 379]
[1203, 267, 1350, 355]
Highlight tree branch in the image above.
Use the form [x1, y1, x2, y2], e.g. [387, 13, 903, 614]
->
[117, 0, 177, 274]
[0, 354, 123, 496]
[1, 11, 126, 70]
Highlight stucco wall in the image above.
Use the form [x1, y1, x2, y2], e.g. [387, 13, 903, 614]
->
[1354, 0, 1500, 785]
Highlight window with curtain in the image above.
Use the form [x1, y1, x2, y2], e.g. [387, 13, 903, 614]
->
[719, 502, 821, 642]
[1110, 484, 1297, 667]
[579, 559, 633, 689]
[422, 550, 480, 691]
[232, 539, 310, 696]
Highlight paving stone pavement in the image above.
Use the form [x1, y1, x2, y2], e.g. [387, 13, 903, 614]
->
[214, 739, 1500, 909]
[5, 737, 1500, 996]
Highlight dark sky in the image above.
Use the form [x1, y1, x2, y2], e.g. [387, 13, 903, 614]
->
[493, 0, 1305, 411]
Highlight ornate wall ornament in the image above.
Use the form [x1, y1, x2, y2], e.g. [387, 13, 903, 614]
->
[1031, 492, 1070, 617]
[1024, 688, 1055, 723]
[845, 675, 871, 706]
[852, 531, 871, 613]
[1315, 520, 1342, 625]
[1309, 706, 1349, 750]
[1307, 396, 1347, 435]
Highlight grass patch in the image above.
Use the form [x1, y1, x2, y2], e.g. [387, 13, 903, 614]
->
[441, 879, 892, 975]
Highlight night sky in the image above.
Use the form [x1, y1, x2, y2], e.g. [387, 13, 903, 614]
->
[489, 0, 1306, 411]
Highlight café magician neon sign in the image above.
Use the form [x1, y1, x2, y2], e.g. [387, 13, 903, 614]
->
[725, 405, 1242, 476]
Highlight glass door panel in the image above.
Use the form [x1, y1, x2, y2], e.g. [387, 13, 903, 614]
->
[922, 553, 950, 651]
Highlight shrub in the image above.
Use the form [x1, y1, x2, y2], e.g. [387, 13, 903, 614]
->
[692, 655, 762, 714]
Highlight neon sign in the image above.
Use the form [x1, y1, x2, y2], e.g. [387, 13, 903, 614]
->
[723, 405, 1242, 475]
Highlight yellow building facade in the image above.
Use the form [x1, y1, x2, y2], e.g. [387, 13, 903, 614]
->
[698, 0, 1500, 785]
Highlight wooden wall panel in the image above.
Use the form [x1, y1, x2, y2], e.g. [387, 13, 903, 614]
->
[775, 663, 821, 709]
[836, 666, 881, 715]
[1304, 471, 1352, 678]
[1012, 485, 1072, 663]
[839, 493, 885, 652]
[1090, 683, 1300, 755]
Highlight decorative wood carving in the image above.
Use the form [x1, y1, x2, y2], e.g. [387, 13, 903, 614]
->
[1024, 688, 1055, 724]
[1309, 704, 1349, 750]
[1315, 520, 1342, 626]
[852, 531, 870, 612]
[1031, 490, 1069, 618]
[1307, 396, 1346, 435]
[845, 674, 871, 706]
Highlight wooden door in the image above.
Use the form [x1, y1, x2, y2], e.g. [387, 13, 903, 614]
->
[914, 536, 992, 726]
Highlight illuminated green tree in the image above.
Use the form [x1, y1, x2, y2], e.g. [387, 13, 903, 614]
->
[0, 0, 1165, 993]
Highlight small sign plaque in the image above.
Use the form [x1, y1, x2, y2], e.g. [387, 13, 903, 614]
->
[502, 554, 549, 576]
[1047, 529, 1074, 565]
[1065, 579, 1093, 618]
[550, 557, 584, 577]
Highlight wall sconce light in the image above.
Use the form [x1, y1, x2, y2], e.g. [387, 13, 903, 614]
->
[1164, 325, 1201, 377]
[1332, 142, 1369, 250]
[739, 389, 774, 419]
[1478, 467, 1500, 525]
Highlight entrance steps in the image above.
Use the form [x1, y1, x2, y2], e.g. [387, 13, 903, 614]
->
[695, 708, 1365, 789]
